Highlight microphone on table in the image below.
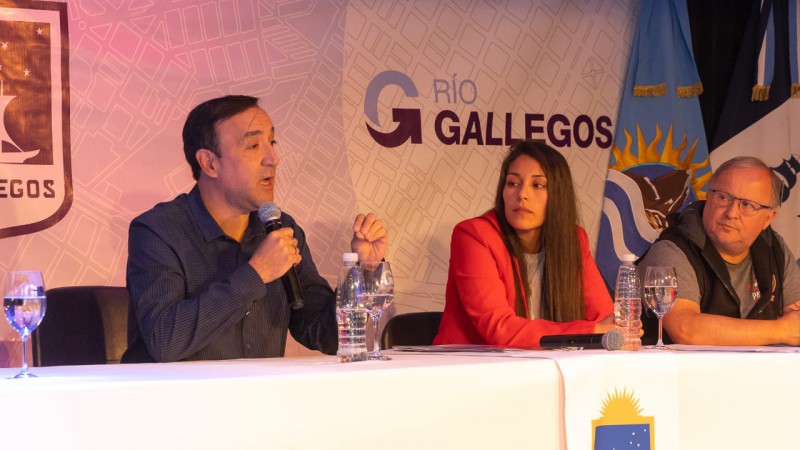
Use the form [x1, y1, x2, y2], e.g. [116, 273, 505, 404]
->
[539, 329, 625, 350]
[258, 202, 304, 310]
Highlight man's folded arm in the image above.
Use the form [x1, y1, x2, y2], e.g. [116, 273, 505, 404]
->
[663, 298, 800, 346]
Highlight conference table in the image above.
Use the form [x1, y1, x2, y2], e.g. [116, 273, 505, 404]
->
[1, 347, 798, 449]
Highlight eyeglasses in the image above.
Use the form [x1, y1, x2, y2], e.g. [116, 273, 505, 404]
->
[709, 189, 772, 216]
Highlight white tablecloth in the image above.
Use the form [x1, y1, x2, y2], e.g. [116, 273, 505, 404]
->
[550, 347, 800, 450]
[3, 348, 800, 450]
[0, 353, 561, 450]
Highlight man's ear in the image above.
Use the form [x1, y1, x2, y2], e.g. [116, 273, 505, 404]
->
[763, 208, 777, 230]
[196, 149, 218, 178]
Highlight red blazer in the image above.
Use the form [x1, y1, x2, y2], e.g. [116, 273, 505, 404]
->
[433, 211, 613, 349]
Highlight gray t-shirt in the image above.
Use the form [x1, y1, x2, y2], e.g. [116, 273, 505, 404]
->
[524, 251, 544, 319]
[638, 233, 800, 317]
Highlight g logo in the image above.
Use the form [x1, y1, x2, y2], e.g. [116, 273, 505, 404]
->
[364, 70, 422, 148]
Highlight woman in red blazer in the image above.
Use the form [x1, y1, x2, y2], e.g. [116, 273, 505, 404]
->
[433, 141, 615, 349]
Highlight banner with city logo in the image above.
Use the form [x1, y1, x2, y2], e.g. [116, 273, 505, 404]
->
[0, 0, 638, 363]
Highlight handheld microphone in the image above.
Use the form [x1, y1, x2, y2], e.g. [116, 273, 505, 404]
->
[258, 202, 304, 310]
[539, 329, 625, 350]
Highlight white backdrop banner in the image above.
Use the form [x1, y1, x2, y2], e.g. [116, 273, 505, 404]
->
[0, 0, 638, 363]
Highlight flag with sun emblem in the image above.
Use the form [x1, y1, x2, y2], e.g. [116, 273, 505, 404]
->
[597, 0, 711, 289]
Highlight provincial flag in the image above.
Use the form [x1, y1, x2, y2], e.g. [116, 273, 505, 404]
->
[596, 0, 711, 290]
[711, 0, 800, 263]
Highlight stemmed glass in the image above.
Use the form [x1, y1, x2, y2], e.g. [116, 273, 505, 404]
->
[643, 266, 677, 350]
[362, 261, 395, 360]
[3, 270, 47, 378]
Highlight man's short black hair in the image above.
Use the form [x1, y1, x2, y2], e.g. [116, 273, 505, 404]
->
[182, 95, 260, 180]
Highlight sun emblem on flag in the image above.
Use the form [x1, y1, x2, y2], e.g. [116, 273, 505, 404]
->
[610, 124, 710, 231]
[592, 388, 655, 450]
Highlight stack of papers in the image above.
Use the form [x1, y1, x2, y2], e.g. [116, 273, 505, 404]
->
[391, 344, 524, 353]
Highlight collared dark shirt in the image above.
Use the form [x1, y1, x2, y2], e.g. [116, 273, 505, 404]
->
[122, 186, 337, 363]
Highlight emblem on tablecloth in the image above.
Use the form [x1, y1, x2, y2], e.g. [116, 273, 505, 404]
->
[592, 388, 655, 450]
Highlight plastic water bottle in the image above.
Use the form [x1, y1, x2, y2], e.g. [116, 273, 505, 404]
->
[335, 253, 368, 362]
[614, 253, 641, 351]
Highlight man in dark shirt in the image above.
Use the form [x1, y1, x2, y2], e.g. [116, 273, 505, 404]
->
[638, 156, 800, 346]
[122, 95, 388, 362]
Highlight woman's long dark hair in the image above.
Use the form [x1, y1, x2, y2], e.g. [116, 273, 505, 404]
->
[493, 140, 585, 321]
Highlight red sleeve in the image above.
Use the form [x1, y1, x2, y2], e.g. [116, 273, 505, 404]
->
[449, 221, 612, 349]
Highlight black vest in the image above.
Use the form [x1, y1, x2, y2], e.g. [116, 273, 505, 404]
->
[640, 210, 785, 345]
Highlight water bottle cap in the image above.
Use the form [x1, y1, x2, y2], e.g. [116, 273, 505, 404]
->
[342, 252, 358, 262]
[621, 253, 636, 262]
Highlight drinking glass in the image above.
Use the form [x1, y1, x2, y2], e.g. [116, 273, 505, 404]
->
[362, 261, 395, 360]
[643, 266, 677, 350]
[3, 270, 46, 378]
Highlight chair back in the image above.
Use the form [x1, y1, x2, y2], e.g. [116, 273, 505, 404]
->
[380, 311, 443, 349]
[32, 286, 130, 366]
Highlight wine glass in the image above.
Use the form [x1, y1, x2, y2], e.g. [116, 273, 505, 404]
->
[362, 261, 395, 360]
[643, 266, 677, 350]
[3, 270, 47, 378]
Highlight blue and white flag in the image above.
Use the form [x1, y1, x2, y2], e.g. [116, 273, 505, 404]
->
[712, 0, 800, 264]
[597, 0, 711, 290]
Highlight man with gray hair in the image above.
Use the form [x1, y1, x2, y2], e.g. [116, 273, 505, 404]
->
[638, 156, 800, 346]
